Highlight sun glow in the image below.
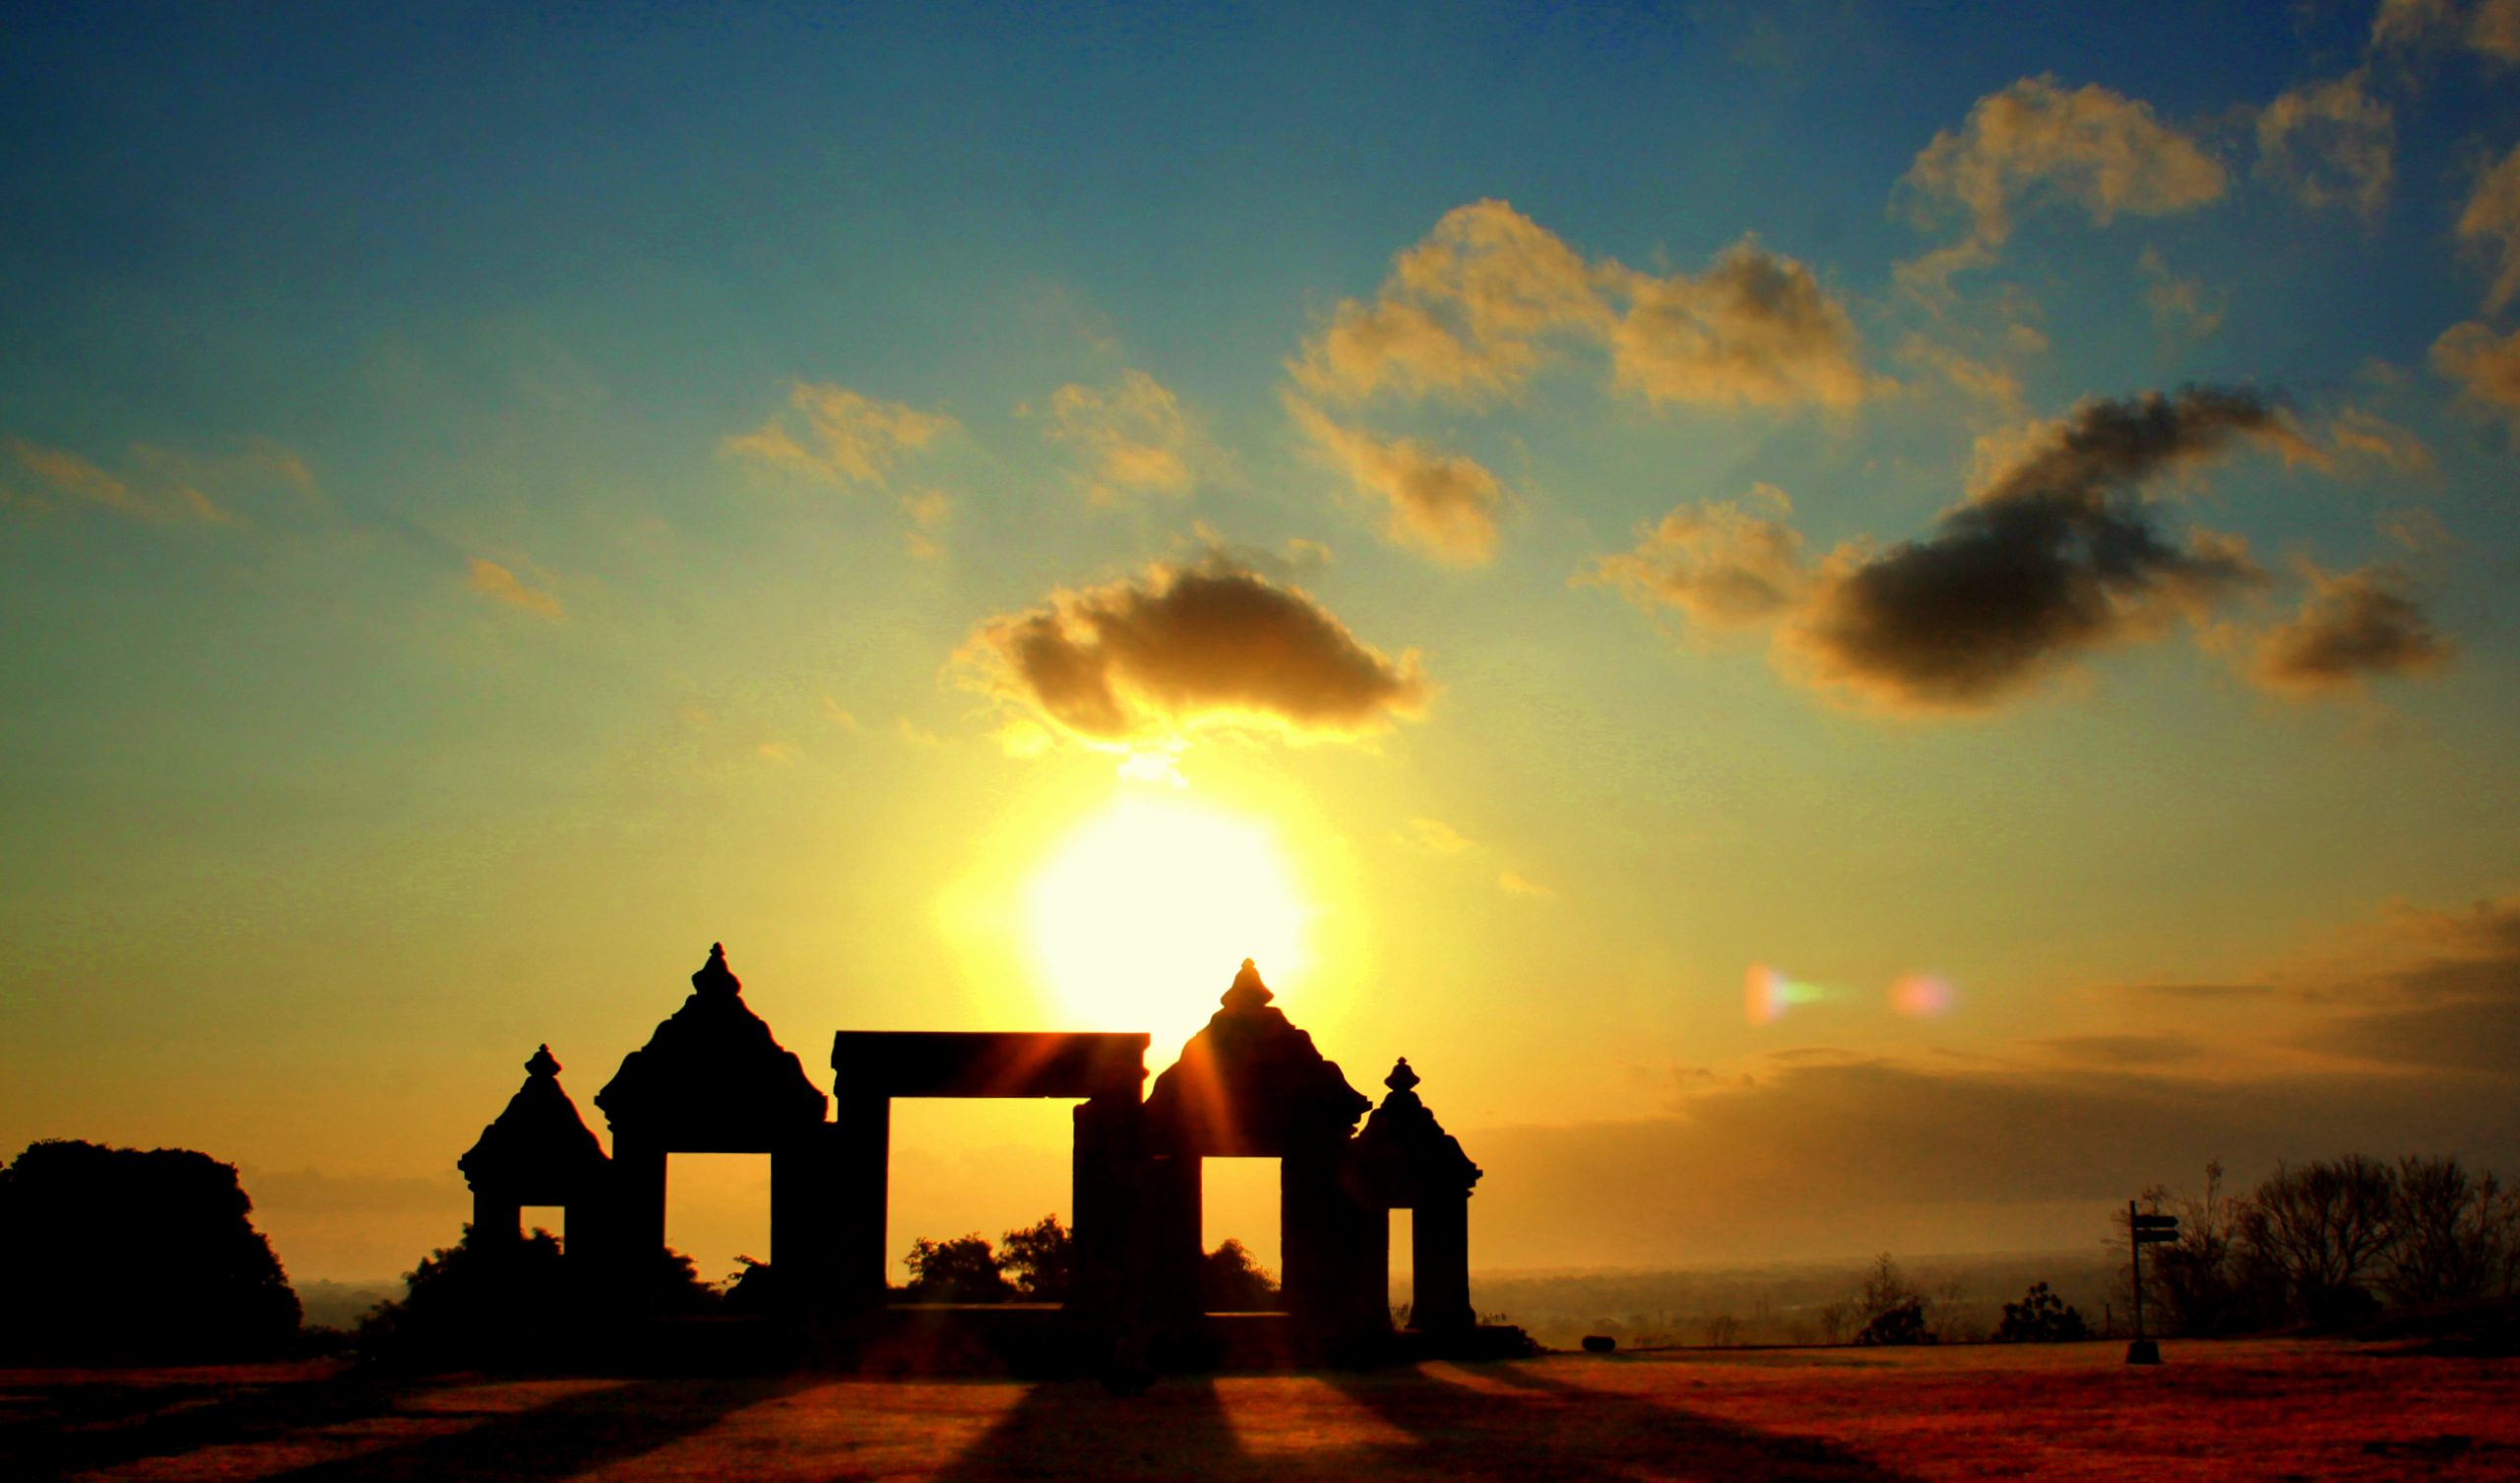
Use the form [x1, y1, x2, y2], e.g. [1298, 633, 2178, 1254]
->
[1027, 794, 1310, 1051]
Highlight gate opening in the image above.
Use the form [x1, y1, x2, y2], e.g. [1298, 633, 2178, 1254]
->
[664, 1152, 770, 1288]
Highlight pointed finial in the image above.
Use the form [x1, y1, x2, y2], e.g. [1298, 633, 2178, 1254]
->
[526, 1044, 561, 1079]
[693, 942, 742, 997]
[1221, 957, 1274, 1013]
[1385, 1057, 1419, 1094]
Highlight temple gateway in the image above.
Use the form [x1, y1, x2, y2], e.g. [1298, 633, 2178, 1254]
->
[459, 945, 1513, 1368]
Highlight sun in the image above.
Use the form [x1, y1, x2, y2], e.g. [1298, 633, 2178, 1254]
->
[1026, 794, 1309, 1051]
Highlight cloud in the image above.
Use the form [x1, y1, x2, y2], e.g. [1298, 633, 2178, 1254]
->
[1603, 243, 1875, 409]
[1496, 871, 1556, 897]
[1293, 200, 1870, 411]
[1895, 335, 2026, 414]
[2370, 0, 2520, 60]
[1294, 200, 1598, 404]
[1778, 388, 2280, 712]
[2254, 72, 2394, 218]
[1399, 818, 1477, 856]
[1898, 76, 2227, 289]
[1042, 369, 1224, 505]
[2137, 246, 2226, 342]
[7, 436, 238, 525]
[1584, 484, 1810, 631]
[721, 381, 959, 486]
[2319, 406, 2435, 472]
[2430, 319, 2520, 423]
[956, 555, 1433, 749]
[465, 558, 564, 619]
[1288, 398, 1506, 565]
[2228, 559, 2455, 699]
[2460, 142, 2520, 312]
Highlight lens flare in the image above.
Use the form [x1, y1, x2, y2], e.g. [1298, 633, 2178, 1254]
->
[1744, 963, 1833, 1024]
[1889, 973, 1957, 1018]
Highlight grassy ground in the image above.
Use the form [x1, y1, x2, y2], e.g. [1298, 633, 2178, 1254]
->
[4, 1339, 2515, 1481]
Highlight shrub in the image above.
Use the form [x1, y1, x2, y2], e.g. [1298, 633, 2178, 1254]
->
[1993, 1282, 2089, 1342]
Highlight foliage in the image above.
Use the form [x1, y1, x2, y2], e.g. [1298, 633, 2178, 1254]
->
[2124, 1153, 2520, 1335]
[1992, 1282, 2089, 1342]
[0, 1139, 300, 1362]
[2384, 1155, 2520, 1307]
[1847, 1254, 1936, 1346]
[996, 1214, 1074, 1301]
[1200, 1238, 1283, 1312]
[356, 1225, 718, 1369]
[904, 1233, 1014, 1302]
[2238, 1154, 2398, 1327]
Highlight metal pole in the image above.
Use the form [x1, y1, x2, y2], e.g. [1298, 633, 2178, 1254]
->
[2129, 1199, 2145, 1342]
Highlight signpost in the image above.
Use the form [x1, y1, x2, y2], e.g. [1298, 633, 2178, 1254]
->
[2127, 1202, 2179, 1365]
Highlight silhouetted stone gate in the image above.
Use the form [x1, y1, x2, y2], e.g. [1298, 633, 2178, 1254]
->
[457, 945, 1494, 1367]
[825, 1030, 1151, 1318]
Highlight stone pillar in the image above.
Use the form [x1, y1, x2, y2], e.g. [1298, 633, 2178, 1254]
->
[1411, 1194, 1474, 1332]
[472, 1189, 523, 1243]
[771, 1125, 841, 1317]
[610, 1132, 668, 1260]
[831, 1093, 891, 1307]
[1144, 1151, 1203, 1329]
[1071, 1091, 1140, 1321]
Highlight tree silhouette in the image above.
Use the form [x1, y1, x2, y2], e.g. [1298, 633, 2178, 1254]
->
[1849, 1254, 1934, 1346]
[903, 1233, 1013, 1302]
[356, 1225, 718, 1370]
[0, 1140, 299, 1362]
[1992, 1281, 2089, 1342]
[996, 1214, 1074, 1301]
[2241, 1155, 2398, 1326]
[1199, 1238, 1282, 1312]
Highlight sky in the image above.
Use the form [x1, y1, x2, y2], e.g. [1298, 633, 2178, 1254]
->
[5, 0, 2520, 1287]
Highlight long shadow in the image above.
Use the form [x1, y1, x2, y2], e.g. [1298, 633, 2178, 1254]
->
[932, 1361, 1914, 1483]
[1, 1366, 400, 1482]
[936, 1375, 1245, 1483]
[250, 1373, 799, 1483]
[1326, 1360, 1919, 1483]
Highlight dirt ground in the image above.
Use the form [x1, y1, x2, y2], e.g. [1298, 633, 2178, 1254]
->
[4, 1338, 2515, 1482]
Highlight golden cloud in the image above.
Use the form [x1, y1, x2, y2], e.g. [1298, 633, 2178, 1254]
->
[2229, 559, 2455, 699]
[721, 381, 959, 486]
[1294, 200, 1868, 412]
[465, 558, 564, 619]
[1584, 484, 1810, 631]
[1898, 76, 2227, 289]
[1288, 398, 1505, 566]
[2431, 319, 2520, 424]
[1042, 369, 1222, 505]
[2254, 72, 2394, 219]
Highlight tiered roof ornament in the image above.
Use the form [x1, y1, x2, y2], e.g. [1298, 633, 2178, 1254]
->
[595, 944, 828, 1139]
[459, 1044, 609, 1197]
[1145, 958, 1370, 1155]
[1349, 1056, 1481, 1205]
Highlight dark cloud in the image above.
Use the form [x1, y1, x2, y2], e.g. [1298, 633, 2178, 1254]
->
[2236, 561, 2455, 698]
[958, 556, 1433, 747]
[1781, 388, 2279, 711]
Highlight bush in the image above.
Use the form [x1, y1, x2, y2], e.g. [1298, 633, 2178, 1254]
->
[356, 1225, 719, 1370]
[0, 1140, 300, 1363]
[1846, 1254, 1935, 1346]
[1993, 1282, 2089, 1342]
[1200, 1238, 1282, 1312]
[996, 1215, 1074, 1302]
[904, 1233, 1013, 1302]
